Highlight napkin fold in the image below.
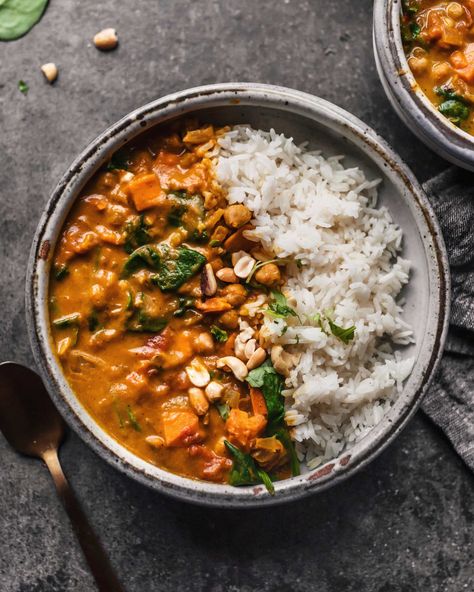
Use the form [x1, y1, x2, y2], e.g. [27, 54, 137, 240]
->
[421, 168, 474, 471]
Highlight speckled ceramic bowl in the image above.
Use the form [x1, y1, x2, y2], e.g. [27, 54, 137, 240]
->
[373, 0, 474, 171]
[26, 83, 450, 507]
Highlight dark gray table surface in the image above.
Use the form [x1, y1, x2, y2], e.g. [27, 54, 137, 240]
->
[0, 1, 472, 591]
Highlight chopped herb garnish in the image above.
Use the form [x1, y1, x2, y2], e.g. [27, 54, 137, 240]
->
[126, 405, 141, 432]
[18, 80, 28, 94]
[246, 358, 277, 388]
[438, 99, 470, 126]
[53, 313, 80, 328]
[209, 239, 221, 247]
[264, 290, 298, 320]
[224, 440, 274, 494]
[107, 150, 129, 171]
[54, 264, 69, 281]
[216, 402, 230, 421]
[327, 318, 356, 344]
[189, 228, 209, 243]
[210, 325, 228, 342]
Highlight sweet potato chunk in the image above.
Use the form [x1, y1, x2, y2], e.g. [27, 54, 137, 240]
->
[453, 43, 474, 84]
[127, 172, 166, 211]
[162, 410, 200, 447]
[226, 409, 267, 451]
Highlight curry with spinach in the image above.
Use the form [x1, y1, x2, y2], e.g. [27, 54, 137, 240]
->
[49, 122, 299, 492]
[402, 0, 474, 134]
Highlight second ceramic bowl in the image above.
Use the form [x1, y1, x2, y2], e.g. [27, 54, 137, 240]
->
[374, 0, 474, 171]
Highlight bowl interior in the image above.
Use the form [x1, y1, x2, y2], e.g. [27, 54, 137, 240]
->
[28, 86, 448, 507]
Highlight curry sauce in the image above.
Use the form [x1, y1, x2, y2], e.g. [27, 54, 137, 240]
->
[49, 123, 298, 490]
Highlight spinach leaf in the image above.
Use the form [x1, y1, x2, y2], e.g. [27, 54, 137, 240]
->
[224, 440, 274, 494]
[434, 86, 466, 103]
[247, 360, 301, 478]
[167, 204, 187, 227]
[18, 79, 28, 94]
[274, 428, 300, 477]
[0, 0, 48, 41]
[438, 99, 470, 125]
[246, 358, 277, 388]
[210, 325, 228, 342]
[173, 296, 195, 317]
[262, 372, 285, 425]
[151, 246, 206, 291]
[53, 313, 80, 328]
[87, 309, 101, 332]
[122, 245, 161, 277]
[107, 150, 129, 171]
[265, 290, 298, 320]
[126, 310, 167, 333]
[126, 405, 141, 432]
[54, 263, 69, 281]
[189, 228, 209, 243]
[124, 215, 151, 254]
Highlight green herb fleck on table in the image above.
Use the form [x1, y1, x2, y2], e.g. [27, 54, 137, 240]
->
[18, 80, 29, 94]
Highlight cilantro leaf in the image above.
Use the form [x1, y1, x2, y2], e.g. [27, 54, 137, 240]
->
[246, 359, 277, 387]
[265, 290, 298, 320]
[210, 325, 228, 343]
[18, 80, 29, 94]
[327, 319, 356, 344]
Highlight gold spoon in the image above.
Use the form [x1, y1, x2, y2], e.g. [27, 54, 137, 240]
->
[0, 361, 125, 592]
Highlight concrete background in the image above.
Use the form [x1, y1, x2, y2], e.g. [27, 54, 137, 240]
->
[0, 1, 472, 590]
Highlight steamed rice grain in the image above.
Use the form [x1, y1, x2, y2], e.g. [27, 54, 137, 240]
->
[212, 126, 415, 469]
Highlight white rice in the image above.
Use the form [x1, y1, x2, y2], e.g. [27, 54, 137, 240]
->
[212, 126, 415, 469]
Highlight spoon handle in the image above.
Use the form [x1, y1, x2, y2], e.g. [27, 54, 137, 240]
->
[42, 448, 125, 592]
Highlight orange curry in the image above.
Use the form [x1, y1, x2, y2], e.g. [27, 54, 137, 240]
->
[402, 0, 474, 133]
[49, 122, 299, 492]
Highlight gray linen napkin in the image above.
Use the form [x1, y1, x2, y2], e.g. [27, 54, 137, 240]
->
[421, 168, 474, 471]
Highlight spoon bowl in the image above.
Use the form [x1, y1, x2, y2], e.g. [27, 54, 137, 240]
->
[0, 361, 65, 458]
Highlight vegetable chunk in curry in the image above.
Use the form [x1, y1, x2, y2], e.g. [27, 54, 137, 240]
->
[49, 122, 299, 492]
[402, 0, 474, 133]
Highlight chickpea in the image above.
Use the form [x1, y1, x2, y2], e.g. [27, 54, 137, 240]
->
[446, 2, 464, 20]
[194, 332, 214, 353]
[223, 204, 252, 229]
[254, 263, 281, 286]
[408, 55, 429, 76]
[431, 61, 452, 82]
[221, 284, 247, 307]
[218, 309, 239, 329]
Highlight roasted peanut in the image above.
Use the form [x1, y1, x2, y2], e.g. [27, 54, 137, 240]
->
[93, 28, 118, 51]
[223, 204, 252, 228]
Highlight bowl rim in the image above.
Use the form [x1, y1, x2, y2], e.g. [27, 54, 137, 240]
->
[373, 0, 474, 171]
[26, 83, 450, 508]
